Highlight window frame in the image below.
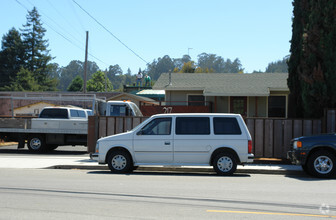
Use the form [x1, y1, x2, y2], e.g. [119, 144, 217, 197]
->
[137, 117, 172, 136]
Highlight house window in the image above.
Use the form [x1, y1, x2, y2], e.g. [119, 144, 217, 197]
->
[268, 96, 286, 117]
[188, 95, 205, 106]
[230, 97, 247, 116]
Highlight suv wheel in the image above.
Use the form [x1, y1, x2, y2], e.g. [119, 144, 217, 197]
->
[213, 152, 237, 176]
[307, 150, 336, 178]
[107, 150, 133, 174]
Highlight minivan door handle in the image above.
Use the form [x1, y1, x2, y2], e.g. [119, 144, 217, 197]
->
[164, 141, 171, 145]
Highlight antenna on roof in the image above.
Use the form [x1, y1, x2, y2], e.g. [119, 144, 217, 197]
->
[168, 70, 172, 86]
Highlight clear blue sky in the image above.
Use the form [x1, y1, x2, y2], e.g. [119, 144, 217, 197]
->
[1, 0, 293, 74]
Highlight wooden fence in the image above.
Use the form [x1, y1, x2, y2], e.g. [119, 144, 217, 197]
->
[88, 110, 336, 159]
[246, 119, 322, 158]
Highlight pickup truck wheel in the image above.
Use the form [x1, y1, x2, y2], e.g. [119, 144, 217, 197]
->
[307, 150, 336, 178]
[213, 152, 237, 176]
[107, 150, 133, 174]
[28, 136, 46, 152]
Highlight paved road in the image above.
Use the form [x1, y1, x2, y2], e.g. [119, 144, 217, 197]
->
[0, 167, 335, 219]
[0, 144, 88, 155]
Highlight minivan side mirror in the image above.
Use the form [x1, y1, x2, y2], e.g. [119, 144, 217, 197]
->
[137, 130, 143, 136]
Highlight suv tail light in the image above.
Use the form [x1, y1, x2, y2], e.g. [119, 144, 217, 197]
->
[248, 140, 253, 154]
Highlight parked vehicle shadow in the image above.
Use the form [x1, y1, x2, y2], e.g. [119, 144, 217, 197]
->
[87, 170, 251, 178]
[0, 144, 88, 155]
[285, 173, 336, 181]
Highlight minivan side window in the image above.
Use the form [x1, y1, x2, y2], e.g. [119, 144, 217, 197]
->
[213, 117, 242, 135]
[138, 118, 171, 135]
[176, 117, 210, 135]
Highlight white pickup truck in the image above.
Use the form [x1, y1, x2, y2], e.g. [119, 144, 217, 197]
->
[0, 107, 89, 152]
[0, 101, 143, 152]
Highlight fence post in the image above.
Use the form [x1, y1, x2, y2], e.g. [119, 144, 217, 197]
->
[87, 116, 98, 153]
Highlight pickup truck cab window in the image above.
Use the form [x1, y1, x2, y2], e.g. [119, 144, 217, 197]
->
[39, 109, 68, 119]
[70, 109, 86, 118]
[176, 117, 210, 135]
[138, 118, 171, 135]
[109, 105, 130, 116]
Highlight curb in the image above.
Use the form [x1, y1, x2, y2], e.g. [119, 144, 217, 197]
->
[48, 165, 304, 176]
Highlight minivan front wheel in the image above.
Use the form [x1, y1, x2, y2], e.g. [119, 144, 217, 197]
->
[213, 152, 237, 176]
[107, 150, 133, 174]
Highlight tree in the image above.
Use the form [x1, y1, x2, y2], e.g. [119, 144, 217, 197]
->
[173, 55, 191, 70]
[266, 56, 289, 73]
[107, 64, 123, 76]
[87, 71, 113, 92]
[178, 61, 196, 73]
[197, 53, 243, 73]
[67, 75, 83, 92]
[58, 60, 99, 91]
[288, 0, 336, 118]
[0, 28, 25, 89]
[5, 68, 39, 91]
[21, 7, 55, 90]
[146, 55, 175, 80]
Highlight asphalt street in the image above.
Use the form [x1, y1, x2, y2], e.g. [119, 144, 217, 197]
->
[0, 168, 335, 219]
[0, 144, 335, 219]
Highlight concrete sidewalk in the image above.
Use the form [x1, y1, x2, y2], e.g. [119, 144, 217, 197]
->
[0, 154, 304, 175]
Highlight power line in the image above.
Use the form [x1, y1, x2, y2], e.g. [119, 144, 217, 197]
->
[13, 0, 109, 67]
[72, 0, 149, 65]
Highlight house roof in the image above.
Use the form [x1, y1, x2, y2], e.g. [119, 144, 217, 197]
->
[107, 92, 155, 102]
[153, 73, 289, 96]
[136, 90, 165, 98]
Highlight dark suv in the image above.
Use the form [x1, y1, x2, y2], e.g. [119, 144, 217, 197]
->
[287, 133, 336, 178]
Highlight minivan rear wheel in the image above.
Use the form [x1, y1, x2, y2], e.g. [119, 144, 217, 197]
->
[213, 152, 237, 176]
[107, 150, 133, 174]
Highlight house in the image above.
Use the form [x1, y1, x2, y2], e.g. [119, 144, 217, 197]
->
[14, 102, 56, 117]
[136, 90, 165, 102]
[153, 73, 289, 118]
[107, 92, 156, 107]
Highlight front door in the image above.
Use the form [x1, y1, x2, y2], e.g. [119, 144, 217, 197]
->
[133, 117, 173, 163]
[230, 97, 247, 116]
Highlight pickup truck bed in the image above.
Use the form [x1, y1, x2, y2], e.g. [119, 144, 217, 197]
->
[0, 117, 88, 152]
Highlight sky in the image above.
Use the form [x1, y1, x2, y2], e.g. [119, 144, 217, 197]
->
[0, 0, 293, 74]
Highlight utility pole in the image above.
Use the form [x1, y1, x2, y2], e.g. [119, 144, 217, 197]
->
[83, 31, 89, 93]
[188, 48, 193, 56]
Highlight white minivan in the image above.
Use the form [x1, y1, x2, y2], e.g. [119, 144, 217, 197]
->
[91, 113, 254, 175]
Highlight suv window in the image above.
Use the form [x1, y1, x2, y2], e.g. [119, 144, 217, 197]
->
[39, 109, 68, 119]
[176, 117, 210, 135]
[138, 118, 171, 135]
[214, 117, 241, 135]
[70, 109, 86, 118]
